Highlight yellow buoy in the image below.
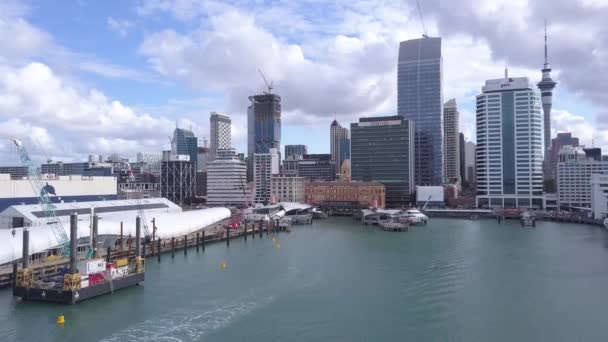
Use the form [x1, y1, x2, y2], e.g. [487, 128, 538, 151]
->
[56, 314, 65, 325]
[276, 243, 281, 249]
[220, 262, 227, 269]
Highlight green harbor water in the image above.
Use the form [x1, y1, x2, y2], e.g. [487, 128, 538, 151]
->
[2, 217, 608, 341]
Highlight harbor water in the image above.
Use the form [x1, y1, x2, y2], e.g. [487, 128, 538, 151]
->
[2, 217, 608, 341]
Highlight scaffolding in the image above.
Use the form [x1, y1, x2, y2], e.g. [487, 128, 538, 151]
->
[160, 160, 195, 206]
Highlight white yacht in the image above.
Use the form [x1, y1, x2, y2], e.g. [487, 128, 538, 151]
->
[398, 209, 429, 225]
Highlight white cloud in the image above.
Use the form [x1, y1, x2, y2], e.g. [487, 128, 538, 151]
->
[552, 109, 608, 150]
[0, 62, 174, 162]
[107, 17, 133, 37]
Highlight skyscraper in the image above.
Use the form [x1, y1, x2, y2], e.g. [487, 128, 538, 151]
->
[330, 120, 349, 179]
[475, 72, 544, 209]
[351, 115, 415, 207]
[171, 127, 198, 165]
[537, 21, 557, 151]
[443, 99, 460, 184]
[398, 37, 443, 186]
[248, 93, 281, 181]
[209, 112, 231, 162]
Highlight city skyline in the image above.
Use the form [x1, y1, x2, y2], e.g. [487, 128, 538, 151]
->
[0, 0, 606, 165]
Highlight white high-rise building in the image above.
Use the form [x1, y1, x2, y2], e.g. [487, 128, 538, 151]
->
[253, 148, 280, 204]
[209, 112, 231, 162]
[557, 145, 608, 209]
[475, 72, 544, 209]
[206, 149, 248, 206]
[591, 174, 608, 219]
[443, 99, 460, 184]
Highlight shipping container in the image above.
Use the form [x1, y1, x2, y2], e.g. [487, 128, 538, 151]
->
[78, 258, 107, 275]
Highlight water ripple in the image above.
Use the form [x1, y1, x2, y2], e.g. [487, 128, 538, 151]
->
[99, 295, 275, 342]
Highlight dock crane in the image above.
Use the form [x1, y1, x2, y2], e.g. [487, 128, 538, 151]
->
[415, 0, 428, 38]
[11, 138, 70, 255]
[257, 68, 274, 94]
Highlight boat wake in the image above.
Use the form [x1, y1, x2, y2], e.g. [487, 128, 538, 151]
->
[99, 295, 275, 342]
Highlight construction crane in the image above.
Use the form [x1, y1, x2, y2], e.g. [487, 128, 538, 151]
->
[257, 68, 274, 94]
[11, 138, 70, 255]
[415, 0, 428, 38]
[126, 163, 151, 237]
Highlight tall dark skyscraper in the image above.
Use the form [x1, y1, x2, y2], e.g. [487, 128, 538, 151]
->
[247, 93, 281, 181]
[285, 144, 307, 158]
[351, 115, 415, 207]
[537, 21, 557, 151]
[398, 37, 443, 186]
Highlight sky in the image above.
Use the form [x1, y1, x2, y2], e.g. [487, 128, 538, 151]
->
[0, 0, 607, 165]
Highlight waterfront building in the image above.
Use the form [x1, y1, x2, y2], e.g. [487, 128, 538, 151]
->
[331, 120, 350, 179]
[285, 145, 307, 159]
[160, 156, 195, 206]
[270, 176, 305, 203]
[171, 127, 198, 168]
[351, 115, 415, 207]
[557, 145, 608, 209]
[546, 133, 580, 183]
[443, 99, 460, 184]
[398, 37, 443, 186]
[253, 148, 280, 204]
[591, 174, 608, 219]
[0, 174, 117, 212]
[41, 161, 113, 176]
[206, 149, 248, 206]
[0, 166, 28, 179]
[475, 72, 544, 209]
[305, 181, 385, 214]
[298, 154, 335, 181]
[209, 112, 231, 162]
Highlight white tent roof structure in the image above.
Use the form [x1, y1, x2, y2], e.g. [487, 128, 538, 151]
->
[0, 207, 230, 265]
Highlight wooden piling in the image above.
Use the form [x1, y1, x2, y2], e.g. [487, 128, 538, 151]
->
[151, 218, 156, 256]
[184, 235, 188, 255]
[244, 224, 247, 241]
[196, 232, 200, 252]
[259, 220, 263, 238]
[171, 237, 175, 258]
[157, 238, 161, 262]
[226, 227, 230, 246]
[202, 230, 205, 251]
[120, 221, 124, 257]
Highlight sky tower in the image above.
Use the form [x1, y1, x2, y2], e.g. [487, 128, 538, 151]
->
[537, 20, 557, 151]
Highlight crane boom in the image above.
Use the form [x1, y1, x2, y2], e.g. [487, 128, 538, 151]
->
[416, 0, 428, 38]
[11, 138, 70, 255]
[257, 68, 274, 94]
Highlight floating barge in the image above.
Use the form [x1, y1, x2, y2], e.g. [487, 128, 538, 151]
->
[12, 213, 144, 304]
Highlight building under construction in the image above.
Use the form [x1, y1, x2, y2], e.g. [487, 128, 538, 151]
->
[161, 157, 195, 206]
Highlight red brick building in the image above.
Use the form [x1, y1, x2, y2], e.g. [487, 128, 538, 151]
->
[305, 181, 385, 214]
